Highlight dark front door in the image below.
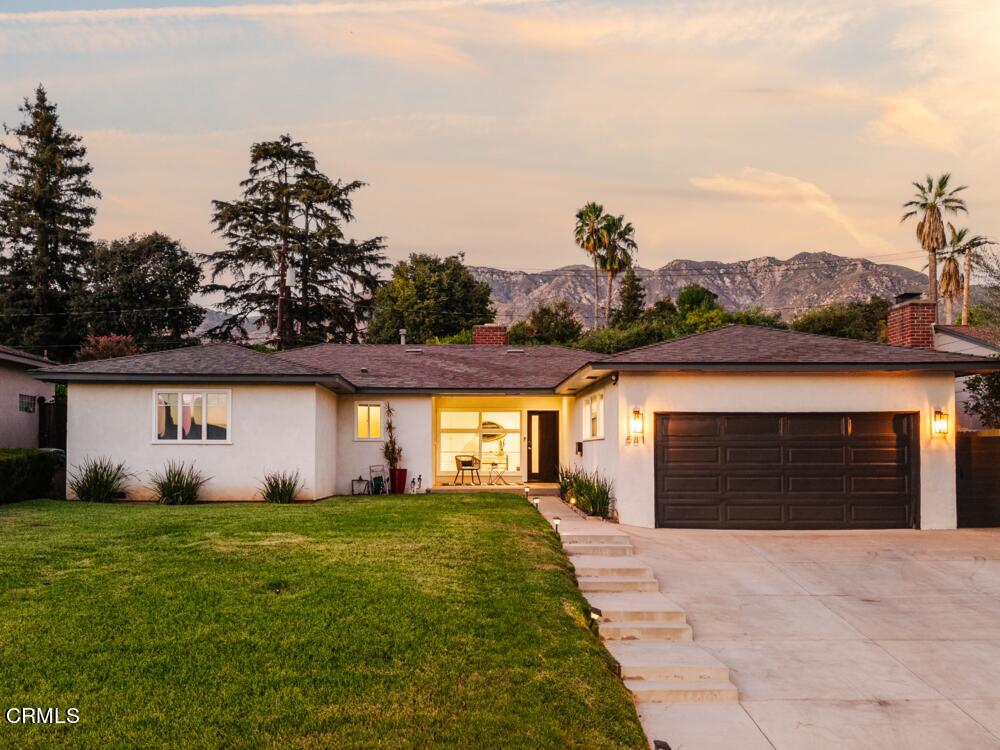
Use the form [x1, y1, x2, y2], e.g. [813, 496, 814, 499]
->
[527, 410, 559, 483]
[654, 412, 919, 529]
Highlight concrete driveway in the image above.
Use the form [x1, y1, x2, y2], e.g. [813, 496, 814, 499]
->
[621, 525, 1000, 750]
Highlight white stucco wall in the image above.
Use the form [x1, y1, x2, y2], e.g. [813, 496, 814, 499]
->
[0, 362, 53, 448]
[67, 382, 333, 501]
[571, 371, 958, 530]
[314, 387, 338, 498]
[934, 331, 997, 431]
[573, 383, 620, 483]
[335, 395, 433, 495]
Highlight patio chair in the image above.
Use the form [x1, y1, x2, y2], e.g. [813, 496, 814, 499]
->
[369, 464, 390, 495]
[453, 455, 481, 486]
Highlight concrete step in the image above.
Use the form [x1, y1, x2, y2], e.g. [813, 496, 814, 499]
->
[637, 704, 774, 750]
[568, 545, 634, 557]
[599, 621, 693, 641]
[605, 641, 730, 682]
[572, 556, 653, 579]
[578, 576, 660, 593]
[559, 532, 632, 545]
[585, 592, 687, 623]
[625, 680, 739, 704]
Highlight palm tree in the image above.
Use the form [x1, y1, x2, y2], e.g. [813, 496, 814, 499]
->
[944, 224, 996, 325]
[901, 174, 968, 322]
[574, 202, 609, 328]
[939, 253, 963, 325]
[598, 215, 637, 326]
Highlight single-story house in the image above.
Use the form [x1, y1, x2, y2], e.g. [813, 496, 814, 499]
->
[34, 318, 1000, 530]
[933, 324, 999, 430]
[1, 344, 54, 448]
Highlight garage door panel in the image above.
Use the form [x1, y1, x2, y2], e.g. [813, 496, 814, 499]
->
[655, 412, 917, 530]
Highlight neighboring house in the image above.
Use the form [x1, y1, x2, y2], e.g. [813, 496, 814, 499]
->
[934, 325, 999, 430]
[34, 322, 1000, 531]
[0, 344, 54, 449]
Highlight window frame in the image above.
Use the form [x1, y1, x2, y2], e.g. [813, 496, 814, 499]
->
[583, 393, 605, 441]
[437, 409, 522, 474]
[18, 394, 37, 413]
[354, 402, 384, 442]
[151, 389, 232, 445]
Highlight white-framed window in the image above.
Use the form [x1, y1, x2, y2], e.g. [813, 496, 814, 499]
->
[584, 393, 604, 440]
[438, 410, 521, 473]
[153, 390, 231, 443]
[355, 402, 383, 441]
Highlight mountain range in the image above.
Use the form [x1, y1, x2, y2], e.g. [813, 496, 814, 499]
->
[469, 251, 928, 326]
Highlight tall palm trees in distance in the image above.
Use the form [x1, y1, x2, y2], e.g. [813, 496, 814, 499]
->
[901, 174, 968, 322]
[574, 202, 609, 328]
[944, 224, 996, 325]
[600, 215, 637, 326]
[574, 202, 638, 328]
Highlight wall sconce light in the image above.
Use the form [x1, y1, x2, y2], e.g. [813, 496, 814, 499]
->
[626, 407, 645, 445]
[932, 410, 949, 436]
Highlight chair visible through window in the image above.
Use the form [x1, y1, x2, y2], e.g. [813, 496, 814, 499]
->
[453, 455, 481, 486]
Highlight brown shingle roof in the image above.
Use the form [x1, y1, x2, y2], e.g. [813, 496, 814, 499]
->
[274, 344, 593, 391]
[35, 343, 342, 383]
[935, 325, 1000, 350]
[0, 343, 51, 367]
[595, 325, 1000, 370]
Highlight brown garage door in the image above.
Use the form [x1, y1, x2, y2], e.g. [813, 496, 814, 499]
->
[654, 413, 919, 529]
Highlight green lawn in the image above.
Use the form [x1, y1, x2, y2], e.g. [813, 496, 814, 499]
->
[0, 495, 647, 750]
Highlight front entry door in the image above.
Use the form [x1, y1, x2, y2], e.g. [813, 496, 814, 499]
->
[527, 411, 559, 482]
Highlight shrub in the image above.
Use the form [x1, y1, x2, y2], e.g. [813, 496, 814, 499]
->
[260, 471, 302, 504]
[0, 449, 65, 504]
[68, 456, 131, 503]
[558, 465, 615, 518]
[149, 461, 210, 505]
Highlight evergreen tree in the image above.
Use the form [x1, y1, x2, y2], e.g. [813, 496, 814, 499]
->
[508, 301, 583, 345]
[611, 266, 646, 327]
[204, 134, 386, 348]
[0, 86, 99, 360]
[367, 253, 494, 344]
[73, 233, 204, 348]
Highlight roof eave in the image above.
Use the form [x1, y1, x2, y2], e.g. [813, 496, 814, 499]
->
[935, 327, 1000, 351]
[592, 361, 1000, 375]
[30, 371, 357, 392]
[1, 353, 51, 368]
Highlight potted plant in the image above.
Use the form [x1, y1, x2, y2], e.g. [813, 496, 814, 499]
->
[383, 402, 406, 493]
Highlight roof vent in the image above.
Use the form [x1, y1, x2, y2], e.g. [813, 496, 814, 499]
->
[506, 348, 525, 354]
[406, 348, 423, 354]
[360, 367, 369, 373]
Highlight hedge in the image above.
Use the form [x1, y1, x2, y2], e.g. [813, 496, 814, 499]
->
[0, 449, 65, 504]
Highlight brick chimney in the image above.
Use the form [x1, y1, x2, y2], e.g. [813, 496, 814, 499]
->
[886, 294, 937, 349]
[472, 324, 508, 345]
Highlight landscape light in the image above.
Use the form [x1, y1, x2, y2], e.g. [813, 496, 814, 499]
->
[532, 497, 540, 510]
[553, 517, 561, 533]
[932, 410, 949, 436]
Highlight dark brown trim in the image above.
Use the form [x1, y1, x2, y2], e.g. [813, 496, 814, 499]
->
[30, 371, 356, 392]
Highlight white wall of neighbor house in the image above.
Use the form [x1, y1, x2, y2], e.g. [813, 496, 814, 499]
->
[0, 362, 53, 448]
[314, 386, 338, 498]
[934, 331, 997, 431]
[66, 382, 329, 501]
[579, 371, 957, 530]
[335, 394, 433, 494]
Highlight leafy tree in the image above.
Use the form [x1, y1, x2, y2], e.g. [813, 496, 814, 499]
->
[574, 202, 609, 329]
[901, 174, 967, 322]
[509, 301, 583, 345]
[204, 134, 386, 349]
[639, 298, 679, 325]
[0, 86, 99, 361]
[576, 319, 674, 354]
[676, 284, 720, 315]
[964, 368, 1000, 428]
[611, 266, 646, 327]
[598, 215, 637, 326]
[790, 297, 891, 342]
[367, 253, 494, 344]
[76, 334, 140, 361]
[73, 233, 203, 348]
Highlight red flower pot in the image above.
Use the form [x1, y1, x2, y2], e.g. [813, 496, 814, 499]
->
[390, 468, 408, 494]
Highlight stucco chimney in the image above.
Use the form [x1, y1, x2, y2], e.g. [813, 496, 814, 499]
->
[472, 324, 508, 345]
[887, 294, 937, 349]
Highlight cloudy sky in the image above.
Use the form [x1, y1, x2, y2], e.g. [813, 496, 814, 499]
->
[2, 0, 999, 272]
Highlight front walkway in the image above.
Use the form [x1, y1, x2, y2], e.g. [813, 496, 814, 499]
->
[622, 524, 1000, 750]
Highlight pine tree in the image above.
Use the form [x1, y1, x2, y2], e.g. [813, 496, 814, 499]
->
[204, 135, 387, 348]
[0, 86, 99, 360]
[611, 266, 645, 327]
